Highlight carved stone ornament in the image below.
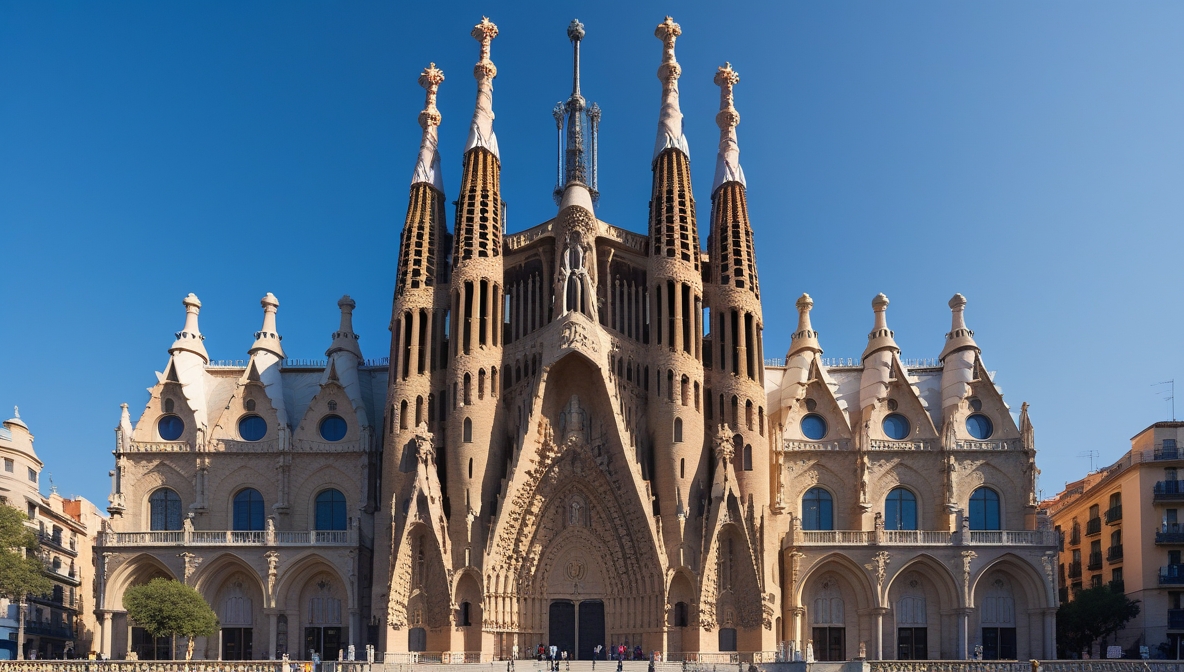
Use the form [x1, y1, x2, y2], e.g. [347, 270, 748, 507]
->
[559, 319, 598, 353]
[864, 551, 890, 590]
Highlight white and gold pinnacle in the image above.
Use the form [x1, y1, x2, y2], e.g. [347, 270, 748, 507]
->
[464, 17, 500, 159]
[712, 62, 746, 193]
[653, 16, 689, 160]
[410, 63, 445, 192]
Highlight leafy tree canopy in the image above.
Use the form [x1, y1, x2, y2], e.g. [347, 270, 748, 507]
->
[0, 505, 51, 602]
[1057, 585, 1141, 656]
[123, 578, 218, 660]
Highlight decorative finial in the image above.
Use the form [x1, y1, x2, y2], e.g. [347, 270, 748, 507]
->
[464, 17, 500, 158]
[411, 63, 446, 191]
[328, 295, 363, 360]
[170, 293, 209, 362]
[789, 293, 822, 357]
[862, 293, 900, 360]
[653, 16, 689, 160]
[712, 61, 746, 192]
[12, 406, 18, 419]
[940, 292, 979, 361]
[250, 293, 285, 359]
[567, 18, 585, 43]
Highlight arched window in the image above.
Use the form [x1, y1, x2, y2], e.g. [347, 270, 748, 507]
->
[463, 373, 472, 405]
[969, 487, 1001, 530]
[478, 369, 486, 400]
[315, 489, 347, 531]
[399, 400, 408, 430]
[743, 445, 753, 471]
[745, 400, 754, 430]
[673, 418, 683, 443]
[884, 487, 917, 530]
[674, 601, 689, 627]
[667, 370, 675, 402]
[463, 417, 473, 443]
[164, 398, 175, 413]
[149, 489, 182, 531]
[802, 488, 833, 531]
[233, 488, 265, 531]
[681, 376, 689, 406]
[491, 367, 498, 396]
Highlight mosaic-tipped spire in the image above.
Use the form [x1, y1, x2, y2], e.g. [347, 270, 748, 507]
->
[939, 293, 980, 361]
[249, 293, 285, 359]
[862, 293, 900, 360]
[463, 17, 499, 159]
[410, 63, 445, 192]
[169, 293, 209, 363]
[653, 16, 689, 160]
[788, 293, 822, 356]
[712, 62, 746, 193]
[327, 295, 363, 360]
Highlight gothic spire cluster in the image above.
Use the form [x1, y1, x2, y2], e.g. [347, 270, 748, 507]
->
[552, 19, 600, 204]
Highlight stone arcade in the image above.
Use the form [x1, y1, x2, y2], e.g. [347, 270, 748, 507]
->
[97, 17, 1056, 663]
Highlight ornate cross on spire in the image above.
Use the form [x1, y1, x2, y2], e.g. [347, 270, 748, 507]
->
[712, 62, 745, 192]
[417, 63, 444, 131]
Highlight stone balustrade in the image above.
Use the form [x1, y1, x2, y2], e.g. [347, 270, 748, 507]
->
[796, 529, 1056, 547]
[98, 529, 355, 548]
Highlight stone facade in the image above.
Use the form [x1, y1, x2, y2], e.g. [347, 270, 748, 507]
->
[98, 16, 1056, 664]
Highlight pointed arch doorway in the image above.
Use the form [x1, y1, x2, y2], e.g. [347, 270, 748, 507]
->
[548, 599, 605, 660]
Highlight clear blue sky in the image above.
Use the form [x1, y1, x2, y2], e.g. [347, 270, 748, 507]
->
[3, 1, 1183, 507]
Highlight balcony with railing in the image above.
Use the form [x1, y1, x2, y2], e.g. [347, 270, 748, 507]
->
[24, 620, 75, 639]
[1156, 445, 1181, 461]
[99, 527, 357, 548]
[1155, 480, 1184, 501]
[794, 529, 1056, 547]
[1161, 564, 1184, 584]
[1105, 505, 1123, 524]
[1087, 551, 1104, 571]
[1109, 579, 1125, 593]
[1158, 523, 1184, 544]
[1069, 529, 1081, 546]
[1107, 544, 1124, 562]
[1068, 561, 1082, 579]
[1086, 517, 1102, 536]
[1170, 608, 1184, 630]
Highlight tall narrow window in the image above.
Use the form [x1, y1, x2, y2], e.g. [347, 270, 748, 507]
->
[233, 488, 265, 531]
[149, 489, 183, 531]
[802, 488, 833, 531]
[463, 418, 473, 443]
[884, 488, 917, 531]
[674, 418, 683, 443]
[315, 490, 347, 531]
[969, 488, 1001, 530]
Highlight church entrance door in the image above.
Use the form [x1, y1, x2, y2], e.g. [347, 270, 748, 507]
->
[549, 601, 575, 658]
[578, 600, 605, 660]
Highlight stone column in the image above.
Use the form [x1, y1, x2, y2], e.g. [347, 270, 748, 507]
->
[100, 611, 113, 658]
[1042, 608, 1056, 659]
[791, 607, 803, 658]
[268, 611, 278, 660]
[871, 607, 888, 660]
[956, 607, 972, 659]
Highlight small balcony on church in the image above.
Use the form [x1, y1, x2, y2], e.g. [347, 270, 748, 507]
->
[97, 527, 357, 548]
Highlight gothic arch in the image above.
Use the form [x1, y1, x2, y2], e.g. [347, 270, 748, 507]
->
[273, 552, 352, 612]
[191, 552, 266, 603]
[103, 553, 177, 611]
[883, 553, 960, 609]
[794, 552, 876, 610]
[969, 553, 1051, 610]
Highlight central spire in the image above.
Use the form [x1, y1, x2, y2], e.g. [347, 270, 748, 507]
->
[552, 19, 600, 206]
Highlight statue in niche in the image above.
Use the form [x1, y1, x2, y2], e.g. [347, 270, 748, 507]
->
[559, 395, 589, 445]
[558, 230, 598, 322]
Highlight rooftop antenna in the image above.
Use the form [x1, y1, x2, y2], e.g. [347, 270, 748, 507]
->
[1155, 380, 1176, 421]
[1077, 450, 1099, 473]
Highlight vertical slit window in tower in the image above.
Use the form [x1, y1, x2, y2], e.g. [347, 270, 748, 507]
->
[695, 382, 700, 411]
[463, 373, 472, 405]
[478, 369, 486, 400]
[479, 279, 489, 346]
[730, 311, 740, 374]
[391, 318, 401, 380]
[720, 395, 726, 422]
[694, 297, 702, 360]
[745, 313, 756, 380]
[681, 376, 689, 407]
[415, 397, 423, 427]
[491, 368, 498, 396]
[463, 281, 474, 355]
[757, 326, 765, 384]
[759, 407, 765, 436]
[418, 310, 428, 374]
[427, 395, 435, 428]
[746, 400, 754, 431]
[719, 313, 727, 372]
[505, 288, 513, 344]
[681, 285, 692, 354]
[731, 397, 739, 427]
[400, 401, 408, 430]
[441, 310, 451, 367]
[440, 390, 448, 422]
[402, 314, 413, 380]
[667, 281, 676, 351]
[655, 288, 663, 346]
[705, 388, 713, 419]
[493, 284, 500, 347]
[450, 291, 459, 358]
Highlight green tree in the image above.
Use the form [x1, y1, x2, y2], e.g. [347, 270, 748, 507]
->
[1057, 585, 1141, 657]
[123, 578, 218, 661]
[0, 505, 52, 660]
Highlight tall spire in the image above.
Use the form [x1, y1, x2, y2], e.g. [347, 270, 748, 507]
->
[712, 62, 746, 193]
[553, 19, 600, 205]
[464, 17, 499, 159]
[410, 63, 445, 192]
[653, 16, 689, 160]
[169, 293, 209, 363]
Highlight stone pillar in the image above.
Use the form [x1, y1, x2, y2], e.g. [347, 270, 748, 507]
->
[956, 607, 972, 660]
[871, 607, 888, 660]
[350, 609, 361, 649]
[268, 611, 278, 660]
[791, 607, 803, 657]
[1042, 608, 1056, 659]
[100, 611, 113, 658]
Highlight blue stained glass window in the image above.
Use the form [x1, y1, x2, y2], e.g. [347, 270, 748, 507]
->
[966, 414, 993, 440]
[885, 487, 917, 530]
[969, 487, 1001, 530]
[315, 489, 347, 531]
[802, 488, 833, 531]
[319, 415, 347, 442]
[158, 415, 184, 441]
[882, 413, 911, 440]
[149, 489, 182, 531]
[801, 414, 828, 440]
[238, 415, 267, 442]
[233, 488, 265, 531]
